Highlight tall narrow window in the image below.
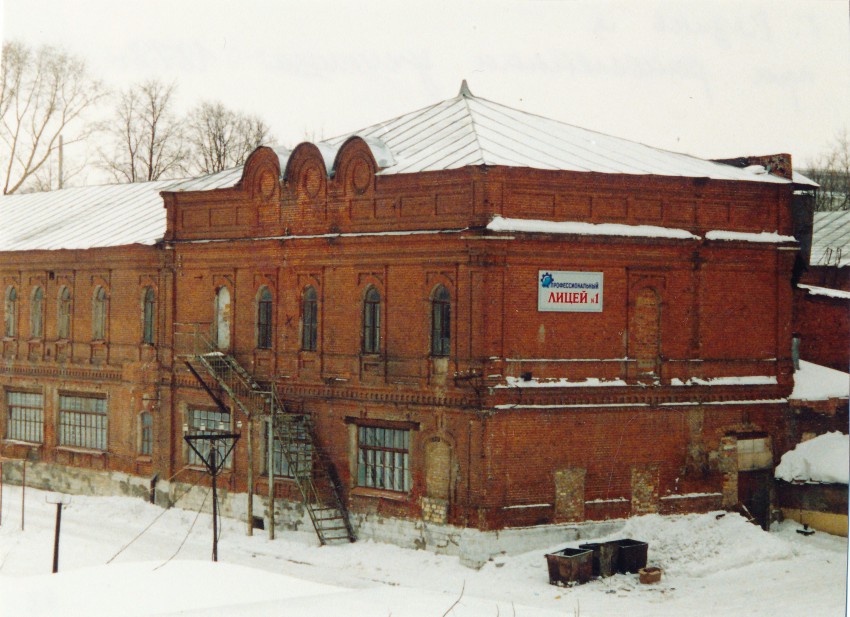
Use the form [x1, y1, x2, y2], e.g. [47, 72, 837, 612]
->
[631, 287, 661, 376]
[57, 287, 72, 339]
[214, 287, 231, 350]
[4, 287, 17, 337]
[139, 412, 153, 456]
[92, 287, 107, 340]
[362, 287, 381, 354]
[431, 285, 451, 357]
[256, 287, 273, 349]
[301, 286, 317, 351]
[30, 287, 44, 338]
[142, 287, 156, 344]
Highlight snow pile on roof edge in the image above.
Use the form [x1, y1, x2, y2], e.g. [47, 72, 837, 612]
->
[775, 432, 849, 484]
[790, 360, 850, 401]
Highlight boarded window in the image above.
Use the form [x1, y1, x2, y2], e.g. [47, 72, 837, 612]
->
[57, 287, 72, 339]
[6, 391, 43, 443]
[4, 287, 17, 337]
[737, 436, 773, 471]
[30, 287, 44, 338]
[632, 287, 661, 375]
[92, 287, 107, 340]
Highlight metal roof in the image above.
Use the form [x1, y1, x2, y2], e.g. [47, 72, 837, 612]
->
[810, 210, 850, 267]
[319, 85, 790, 183]
[0, 180, 173, 251]
[1, 87, 796, 252]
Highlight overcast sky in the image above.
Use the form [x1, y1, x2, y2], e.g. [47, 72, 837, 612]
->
[2, 0, 849, 178]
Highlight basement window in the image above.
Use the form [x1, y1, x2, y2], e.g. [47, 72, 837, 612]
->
[357, 426, 411, 493]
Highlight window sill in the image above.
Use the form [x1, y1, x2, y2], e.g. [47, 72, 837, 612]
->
[350, 486, 410, 502]
[56, 446, 106, 456]
[1, 439, 43, 448]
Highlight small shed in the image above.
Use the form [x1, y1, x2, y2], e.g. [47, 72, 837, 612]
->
[775, 432, 849, 537]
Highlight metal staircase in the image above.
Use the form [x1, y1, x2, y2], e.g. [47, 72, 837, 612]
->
[176, 323, 355, 545]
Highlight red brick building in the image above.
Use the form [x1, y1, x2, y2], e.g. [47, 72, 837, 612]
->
[0, 85, 814, 542]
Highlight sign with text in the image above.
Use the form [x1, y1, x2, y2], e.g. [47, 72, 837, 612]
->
[538, 271, 603, 312]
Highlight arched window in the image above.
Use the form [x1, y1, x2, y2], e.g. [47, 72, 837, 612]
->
[256, 287, 273, 349]
[214, 287, 231, 350]
[57, 287, 72, 339]
[4, 287, 17, 337]
[301, 286, 318, 351]
[30, 287, 44, 338]
[142, 287, 156, 344]
[431, 285, 451, 357]
[362, 287, 381, 354]
[92, 286, 107, 340]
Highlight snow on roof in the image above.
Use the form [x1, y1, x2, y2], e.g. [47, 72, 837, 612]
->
[704, 230, 797, 243]
[790, 360, 850, 402]
[797, 283, 850, 301]
[792, 170, 819, 188]
[775, 431, 849, 485]
[0, 179, 173, 251]
[315, 86, 792, 183]
[809, 210, 850, 267]
[487, 216, 698, 240]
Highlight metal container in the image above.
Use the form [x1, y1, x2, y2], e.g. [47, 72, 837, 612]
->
[545, 547, 594, 586]
[578, 541, 620, 578]
[614, 538, 648, 573]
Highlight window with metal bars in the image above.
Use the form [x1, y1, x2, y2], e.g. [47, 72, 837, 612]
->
[6, 391, 43, 443]
[431, 285, 451, 356]
[256, 287, 273, 349]
[58, 394, 107, 450]
[187, 408, 232, 468]
[140, 412, 153, 456]
[301, 286, 317, 351]
[142, 287, 156, 344]
[265, 421, 312, 478]
[357, 426, 410, 492]
[362, 287, 381, 354]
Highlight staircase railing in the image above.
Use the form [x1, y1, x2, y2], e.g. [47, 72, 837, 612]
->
[176, 322, 354, 544]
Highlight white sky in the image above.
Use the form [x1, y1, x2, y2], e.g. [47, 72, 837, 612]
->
[2, 0, 849, 171]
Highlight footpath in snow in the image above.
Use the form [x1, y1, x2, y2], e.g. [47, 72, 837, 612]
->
[0, 488, 846, 617]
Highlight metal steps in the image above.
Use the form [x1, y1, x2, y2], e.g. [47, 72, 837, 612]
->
[177, 324, 355, 545]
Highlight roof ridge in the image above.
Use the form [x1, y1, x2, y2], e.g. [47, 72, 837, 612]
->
[459, 87, 488, 166]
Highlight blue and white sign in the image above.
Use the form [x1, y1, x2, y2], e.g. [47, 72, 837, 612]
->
[538, 270, 603, 312]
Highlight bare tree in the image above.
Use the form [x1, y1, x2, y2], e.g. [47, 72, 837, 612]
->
[0, 41, 105, 194]
[185, 101, 274, 175]
[100, 80, 187, 182]
[802, 129, 850, 211]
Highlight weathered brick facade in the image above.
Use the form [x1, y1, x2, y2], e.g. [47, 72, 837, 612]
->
[0, 98, 810, 534]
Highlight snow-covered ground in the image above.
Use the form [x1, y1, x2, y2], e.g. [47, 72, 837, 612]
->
[0, 487, 846, 616]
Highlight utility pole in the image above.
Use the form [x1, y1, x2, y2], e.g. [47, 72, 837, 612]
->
[183, 423, 241, 562]
[46, 494, 71, 573]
